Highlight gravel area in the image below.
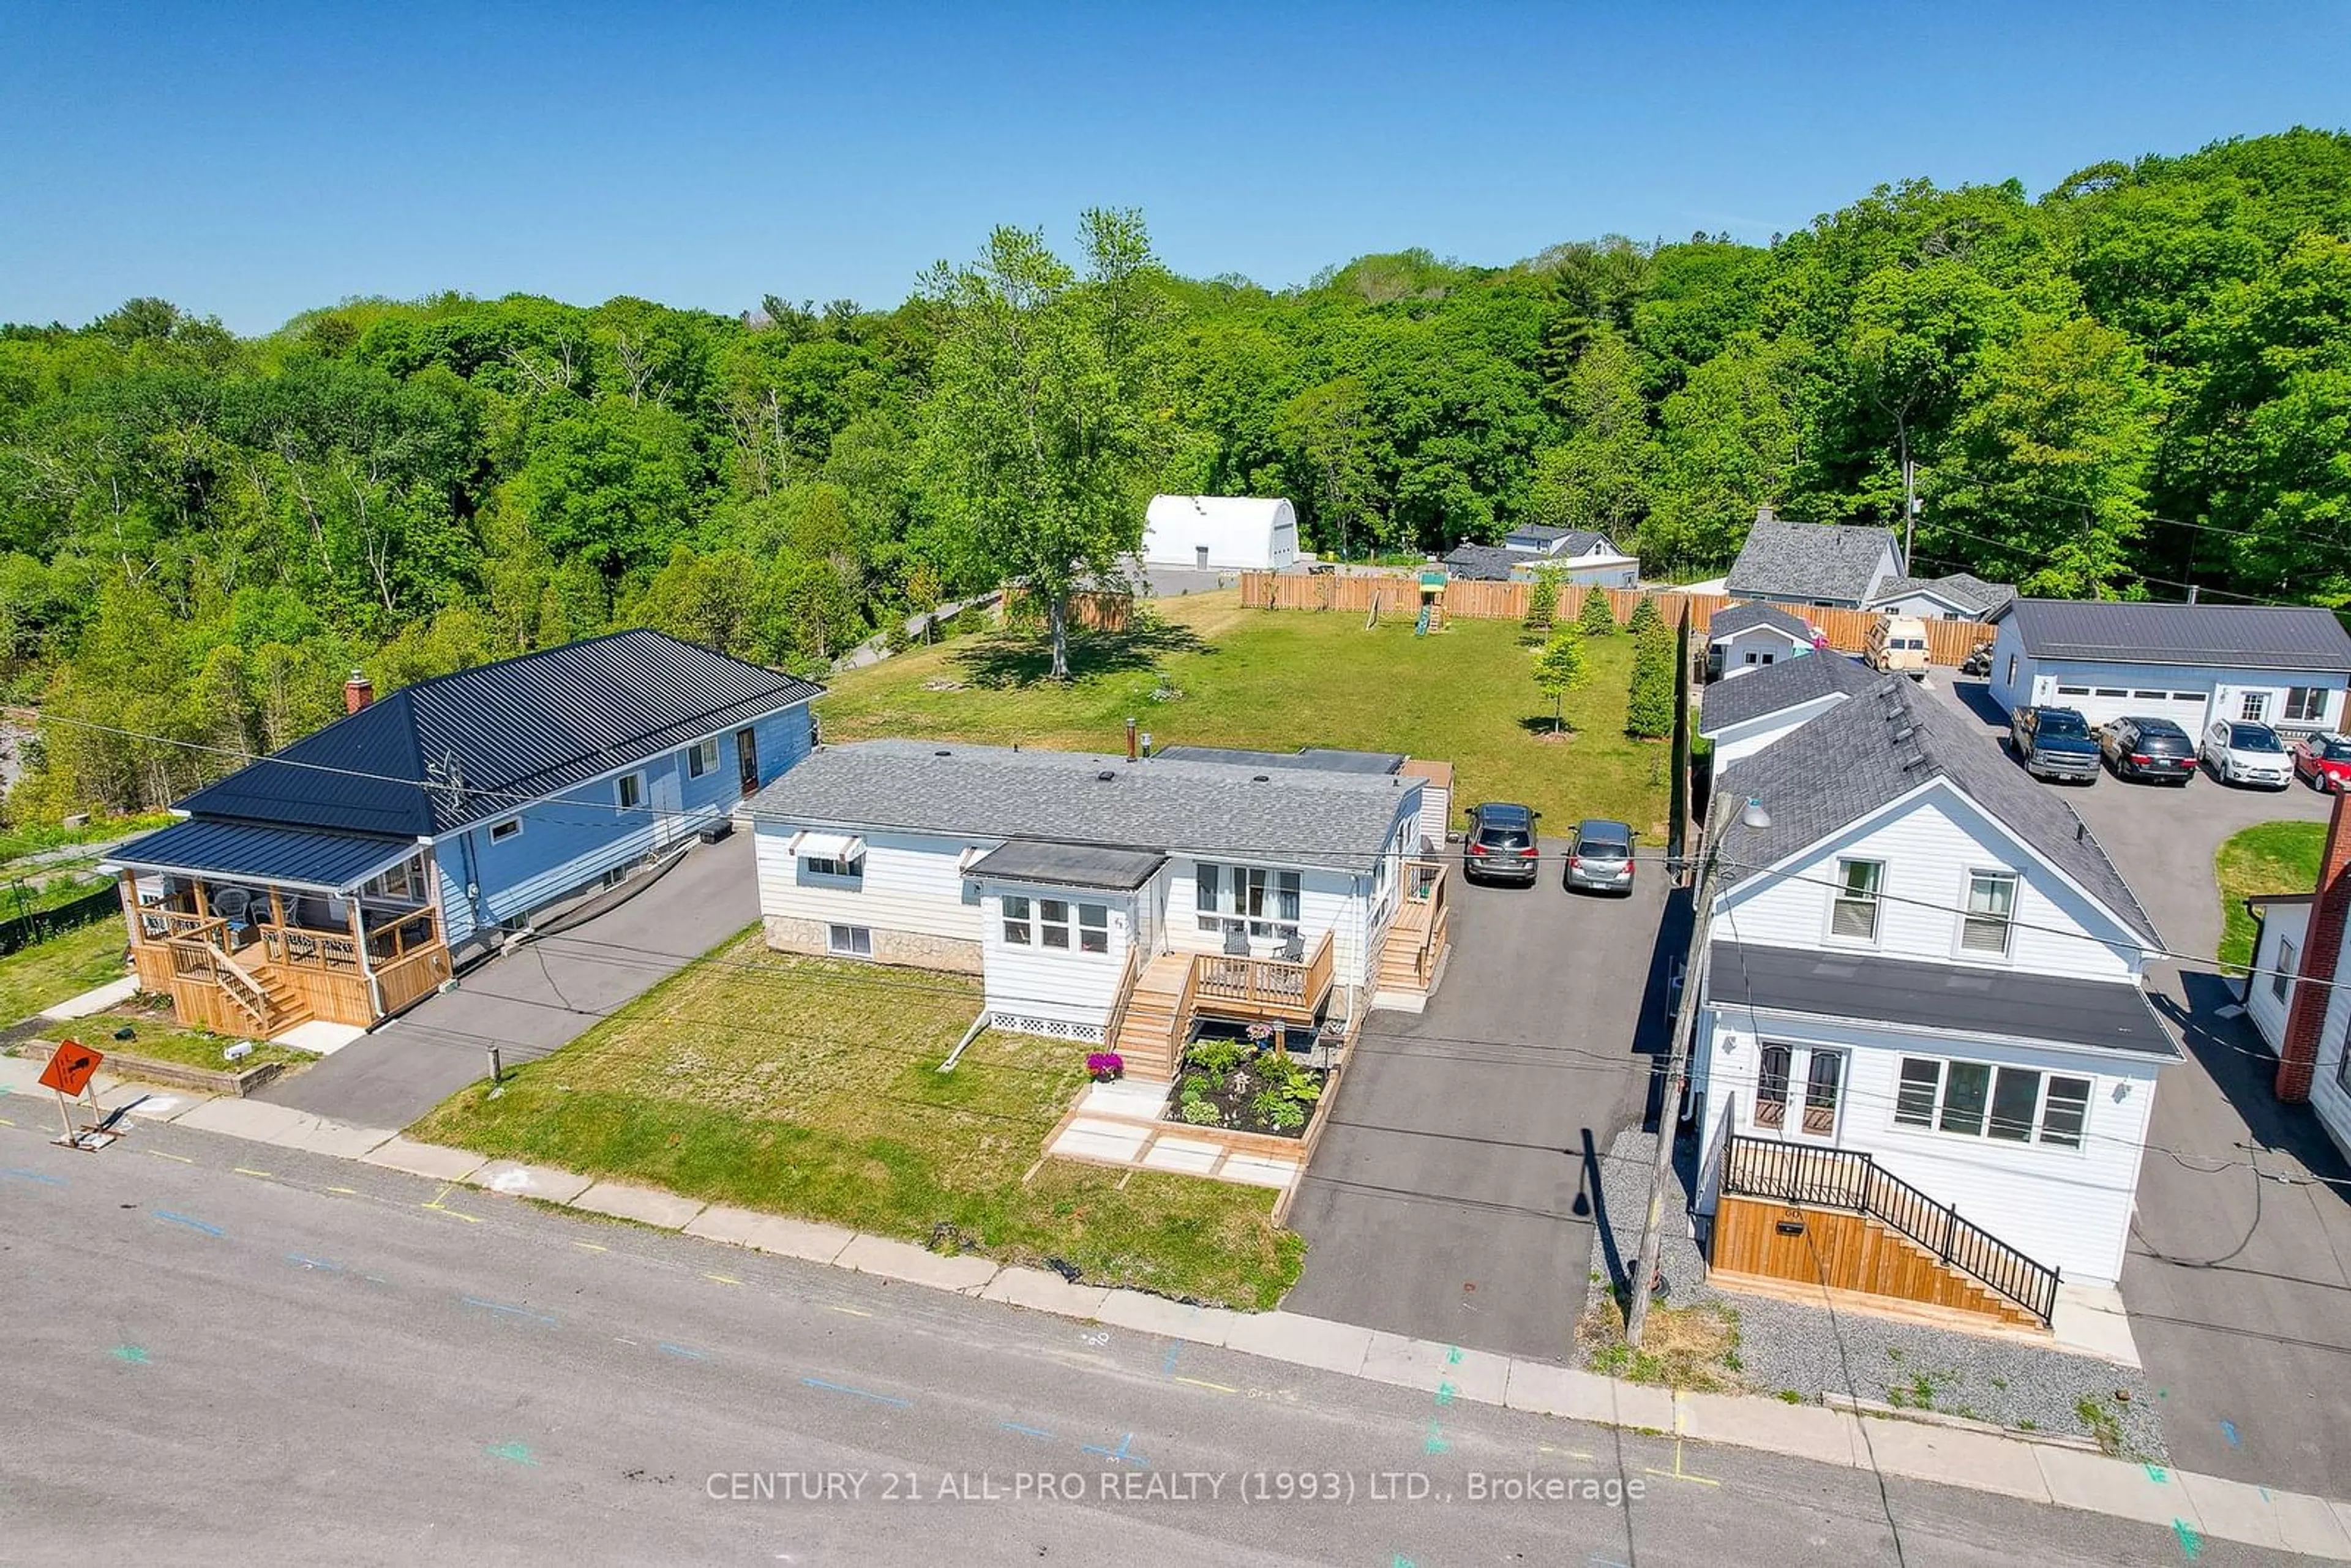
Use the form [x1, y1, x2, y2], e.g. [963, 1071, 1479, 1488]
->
[1581, 1128, 2167, 1461]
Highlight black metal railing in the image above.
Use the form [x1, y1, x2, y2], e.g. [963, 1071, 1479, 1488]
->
[1722, 1133, 2060, 1326]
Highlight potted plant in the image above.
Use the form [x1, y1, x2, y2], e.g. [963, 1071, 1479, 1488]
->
[1086, 1051, 1124, 1083]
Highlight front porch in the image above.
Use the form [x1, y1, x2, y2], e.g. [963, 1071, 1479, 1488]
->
[121, 873, 452, 1038]
[1108, 932, 1340, 1082]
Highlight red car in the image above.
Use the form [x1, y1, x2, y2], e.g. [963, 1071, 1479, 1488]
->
[2291, 733, 2351, 790]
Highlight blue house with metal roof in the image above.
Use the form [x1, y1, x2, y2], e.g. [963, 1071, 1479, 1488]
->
[106, 629, 822, 1038]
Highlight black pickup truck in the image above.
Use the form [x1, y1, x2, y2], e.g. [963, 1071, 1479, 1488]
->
[2009, 705, 2101, 784]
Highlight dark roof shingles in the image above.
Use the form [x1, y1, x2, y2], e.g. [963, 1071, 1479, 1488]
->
[1997, 599, 2351, 670]
[1725, 520, 1900, 604]
[1698, 651, 1878, 735]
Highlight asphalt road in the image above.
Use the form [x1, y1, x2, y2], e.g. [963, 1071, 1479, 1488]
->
[0, 1119, 2268, 1567]
[1930, 677, 2351, 1496]
[257, 831, 761, 1129]
[1284, 846, 1682, 1362]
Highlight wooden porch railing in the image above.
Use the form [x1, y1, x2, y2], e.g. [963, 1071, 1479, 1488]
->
[206, 942, 273, 1032]
[258, 922, 361, 973]
[1193, 929, 1335, 1021]
[1100, 942, 1146, 1052]
[1720, 1133, 2060, 1327]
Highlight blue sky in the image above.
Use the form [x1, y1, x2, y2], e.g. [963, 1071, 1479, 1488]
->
[4, 2, 2347, 335]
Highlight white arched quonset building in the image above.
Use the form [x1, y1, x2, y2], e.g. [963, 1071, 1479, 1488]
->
[1141, 495, 1300, 571]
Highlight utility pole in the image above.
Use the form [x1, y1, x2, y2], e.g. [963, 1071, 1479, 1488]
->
[1625, 787, 1744, 1348]
[1899, 429, 1918, 569]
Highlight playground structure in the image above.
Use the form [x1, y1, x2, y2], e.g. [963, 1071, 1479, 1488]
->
[1414, 563, 1447, 636]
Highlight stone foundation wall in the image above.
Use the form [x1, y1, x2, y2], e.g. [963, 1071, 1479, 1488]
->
[762, 916, 983, 975]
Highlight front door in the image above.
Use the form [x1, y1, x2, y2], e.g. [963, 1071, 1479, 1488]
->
[735, 726, 759, 795]
[1194, 545, 1210, 569]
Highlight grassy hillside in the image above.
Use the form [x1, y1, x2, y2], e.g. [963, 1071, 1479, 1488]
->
[819, 592, 1671, 836]
[2216, 820, 2327, 971]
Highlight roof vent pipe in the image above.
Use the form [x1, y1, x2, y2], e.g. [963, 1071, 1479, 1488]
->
[1125, 718, 1138, 763]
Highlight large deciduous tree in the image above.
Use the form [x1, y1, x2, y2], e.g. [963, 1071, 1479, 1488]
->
[918, 211, 1168, 680]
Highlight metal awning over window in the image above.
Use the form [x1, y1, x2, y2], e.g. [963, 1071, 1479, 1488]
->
[786, 830, 865, 861]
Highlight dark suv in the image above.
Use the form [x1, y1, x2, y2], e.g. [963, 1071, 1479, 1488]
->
[2098, 716, 2197, 785]
[1463, 802, 1539, 887]
[2009, 705, 2101, 784]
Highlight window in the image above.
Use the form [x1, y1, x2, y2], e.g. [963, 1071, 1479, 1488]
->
[2132, 691, 2167, 702]
[2286, 686, 2328, 724]
[2004, 655, 2018, 687]
[2041, 1076, 2091, 1149]
[1960, 871, 2019, 957]
[686, 735, 721, 778]
[2274, 937, 2298, 1002]
[2240, 692, 2269, 722]
[1830, 858, 1883, 942]
[1802, 1051, 1843, 1136]
[1196, 863, 1302, 937]
[1940, 1061, 1992, 1135]
[1895, 1055, 2090, 1148]
[2171, 692, 2202, 703]
[2093, 687, 2128, 699]
[1039, 898, 1072, 950]
[803, 852, 862, 881]
[1756, 1044, 1791, 1130]
[618, 772, 643, 811]
[2057, 685, 2092, 697]
[827, 924, 872, 958]
[1895, 1058, 1941, 1127]
[1079, 903, 1109, 954]
[490, 817, 522, 844]
[362, 855, 427, 902]
[1002, 895, 1032, 945]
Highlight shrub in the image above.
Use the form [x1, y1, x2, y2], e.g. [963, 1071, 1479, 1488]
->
[1187, 1038, 1245, 1077]
[1577, 584, 1618, 636]
[883, 621, 912, 655]
[1179, 1073, 1211, 1104]
[1626, 621, 1676, 738]
[1625, 594, 1663, 635]
[1524, 570, 1559, 630]
[1181, 1100, 1223, 1126]
[1264, 1097, 1307, 1131]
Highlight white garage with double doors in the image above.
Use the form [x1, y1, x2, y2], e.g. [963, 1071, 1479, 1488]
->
[1985, 599, 2351, 738]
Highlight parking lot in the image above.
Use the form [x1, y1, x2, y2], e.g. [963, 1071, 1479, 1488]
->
[1283, 842, 1683, 1362]
[1930, 675, 2351, 1494]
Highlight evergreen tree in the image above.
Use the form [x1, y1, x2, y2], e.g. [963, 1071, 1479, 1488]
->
[1627, 621, 1676, 738]
[1577, 582, 1618, 636]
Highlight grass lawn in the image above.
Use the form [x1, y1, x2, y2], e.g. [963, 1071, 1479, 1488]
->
[0, 919, 128, 1024]
[413, 931, 1305, 1309]
[53, 1011, 309, 1075]
[2215, 820, 2327, 971]
[822, 591, 1672, 836]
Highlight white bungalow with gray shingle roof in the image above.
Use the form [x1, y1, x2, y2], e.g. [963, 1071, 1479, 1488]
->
[1697, 648, 1879, 768]
[1985, 598, 2351, 736]
[1704, 601, 1823, 682]
[1689, 674, 2178, 1304]
[1867, 571, 2015, 621]
[744, 741, 1436, 1054]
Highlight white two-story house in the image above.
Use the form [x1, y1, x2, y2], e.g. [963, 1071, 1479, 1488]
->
[1689, 674, 2178, 1326]
[745, 740, 1451, 1079]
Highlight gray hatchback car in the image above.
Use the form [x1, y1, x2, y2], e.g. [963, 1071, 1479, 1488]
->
[1565, 819, 1635, 896]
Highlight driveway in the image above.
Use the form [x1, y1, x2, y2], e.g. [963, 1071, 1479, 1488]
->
[1927, 676, 2351, 1494]
[255, 832, 760, 1130]
[1283, 846, 1682, 1362]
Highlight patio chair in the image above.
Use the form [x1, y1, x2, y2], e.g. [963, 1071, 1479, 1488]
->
[210, 887, 253, 944]
[1275, 930, 1305, 962]
[1221, 924, 1251, 956]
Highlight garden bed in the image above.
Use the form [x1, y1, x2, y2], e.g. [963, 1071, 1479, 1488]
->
[1165, 1027, 1329, 1139]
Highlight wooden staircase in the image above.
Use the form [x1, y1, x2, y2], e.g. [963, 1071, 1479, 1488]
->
[252, 965, 314, 1036]
[1109, 953, 1193, 1081]
[1372, 866, 1450, 1011]
[206, 943, 313, 1037]
[1712, 1196, 2045, 1329]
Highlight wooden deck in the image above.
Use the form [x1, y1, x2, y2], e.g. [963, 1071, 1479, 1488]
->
[1372, 860, 1450, 1009]
[1107, 932, 1338, 1082]
[127, 894, 450, 1037]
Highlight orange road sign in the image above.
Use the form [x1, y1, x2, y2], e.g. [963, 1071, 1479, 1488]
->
[39, 1040, 102, 1097]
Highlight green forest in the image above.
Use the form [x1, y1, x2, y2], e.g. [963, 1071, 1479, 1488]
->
[4, 128, 2350, 818]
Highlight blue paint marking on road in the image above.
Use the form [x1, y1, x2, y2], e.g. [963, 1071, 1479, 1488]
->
[462, 1296, 557, 1327]
[2, 1167, 67, 1186]
[484, 1441, 539, 1465]
[656, 1343, 709, 1362]
[111, 1345, 151, 1365]
[154, 1210, 223, 1236]
[2173, 1518, 2204, 1559]
[1000, 1422, 1056, 1440]
[1161, 1343, 1182, 1375]
[800, 1376, 911, 1408]
[284, 1253, 343, 1272]
[1079, 1431, 1148, 1469]
[2219, 1420, 2240, 1447]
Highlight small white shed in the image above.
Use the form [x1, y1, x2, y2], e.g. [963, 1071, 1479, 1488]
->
[1142, 496, 1300, 571]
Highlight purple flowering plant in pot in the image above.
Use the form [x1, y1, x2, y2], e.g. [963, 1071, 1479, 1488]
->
[1086, 1051, 1124, 1082]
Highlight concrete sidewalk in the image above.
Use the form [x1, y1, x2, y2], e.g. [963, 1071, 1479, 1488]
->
[9, 1050, 2348, 1561]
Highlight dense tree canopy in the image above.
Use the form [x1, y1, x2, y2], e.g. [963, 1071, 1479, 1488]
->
[6, 129, 2351, 813]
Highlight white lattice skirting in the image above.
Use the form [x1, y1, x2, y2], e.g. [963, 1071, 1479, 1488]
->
[989, 1011, 1106, 1045]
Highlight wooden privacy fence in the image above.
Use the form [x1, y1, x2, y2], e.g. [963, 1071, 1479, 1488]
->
[1002, 588, 1134, 633]
[1237, 572, 1990, 666]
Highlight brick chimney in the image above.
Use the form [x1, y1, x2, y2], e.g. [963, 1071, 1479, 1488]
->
[2278, 787, 2351, 1102]
[343, 670, 375, 715]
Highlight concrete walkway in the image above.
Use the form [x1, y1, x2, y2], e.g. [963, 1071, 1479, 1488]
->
[11, 1050, 2345, 1561]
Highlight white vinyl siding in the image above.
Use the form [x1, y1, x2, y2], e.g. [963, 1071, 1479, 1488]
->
[1717, 782, 2145, 982]
[980, 883, 1132, 1037]
[1711, 624, 1813, 680]
[1997, 643, 2350, 735]
[1704, 692, 1856, 771]
[1695, 1010, 2163, 1286]
[756, 823, 989, 945]
[2243, 901, 2308, 1051]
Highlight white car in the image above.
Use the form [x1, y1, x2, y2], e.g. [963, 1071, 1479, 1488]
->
[2201, 719, 2292, 788]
